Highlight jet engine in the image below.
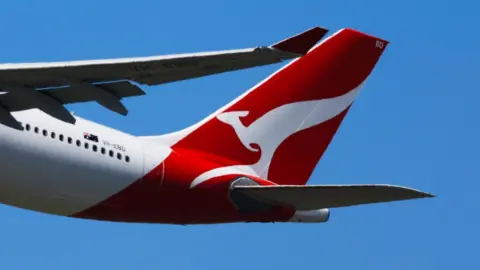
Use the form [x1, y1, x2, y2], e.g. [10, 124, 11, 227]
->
[288, 209, 330, 223]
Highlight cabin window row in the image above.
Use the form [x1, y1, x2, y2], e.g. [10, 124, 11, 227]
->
[21, 123, 130, 163]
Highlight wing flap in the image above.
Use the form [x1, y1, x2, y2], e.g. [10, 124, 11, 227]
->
[232, 184, 434, 210]
[47, 81, 146, 104]
[0, 81, 144, 111]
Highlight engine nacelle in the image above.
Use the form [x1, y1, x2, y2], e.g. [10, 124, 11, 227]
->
[288, 209, 330, 223]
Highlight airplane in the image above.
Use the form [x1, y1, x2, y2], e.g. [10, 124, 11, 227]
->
[0, 26, 433, 225]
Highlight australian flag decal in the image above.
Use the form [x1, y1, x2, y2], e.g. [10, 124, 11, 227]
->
[83, 132, 99, 142]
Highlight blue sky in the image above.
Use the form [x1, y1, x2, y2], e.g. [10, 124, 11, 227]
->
[0, 0, 476, 269]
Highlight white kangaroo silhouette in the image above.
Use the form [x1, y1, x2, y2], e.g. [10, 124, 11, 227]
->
[189, 84, 362, 188]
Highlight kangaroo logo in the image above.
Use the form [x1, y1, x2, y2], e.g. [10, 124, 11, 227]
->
[216, 111, 260, 152]
[189, 85, 362, 188]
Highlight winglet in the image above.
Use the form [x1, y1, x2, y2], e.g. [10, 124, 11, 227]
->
[271, 26, 329, 55]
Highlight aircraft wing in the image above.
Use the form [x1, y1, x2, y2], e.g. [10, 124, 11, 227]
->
[0, 26, 328, 129]
[231, 184, 434, 211]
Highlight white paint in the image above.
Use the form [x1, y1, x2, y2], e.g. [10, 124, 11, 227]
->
[190, 165, 260, 188]
[0, 109, 170, 216]
[189, 84, 362, 188]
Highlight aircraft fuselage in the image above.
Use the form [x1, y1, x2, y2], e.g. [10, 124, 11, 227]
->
[0, 109, 293, 224]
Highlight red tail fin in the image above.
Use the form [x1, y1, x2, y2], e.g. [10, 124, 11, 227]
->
[160, 28, 389, 185]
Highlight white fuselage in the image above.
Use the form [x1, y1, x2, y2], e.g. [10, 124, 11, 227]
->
[0, 109, 169, 217]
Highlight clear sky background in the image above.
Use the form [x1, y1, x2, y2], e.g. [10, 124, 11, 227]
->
[0, 0, 477, 269]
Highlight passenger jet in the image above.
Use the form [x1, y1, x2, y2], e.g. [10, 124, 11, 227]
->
[0, 26, 433, 224]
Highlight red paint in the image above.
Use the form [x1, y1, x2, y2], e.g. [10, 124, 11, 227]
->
[74, 148, 293, 224]
[174, 28, 388, 185]
[72, 28, 389, 224]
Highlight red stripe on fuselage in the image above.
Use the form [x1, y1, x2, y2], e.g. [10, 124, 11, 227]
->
[71, 147, 294, 224]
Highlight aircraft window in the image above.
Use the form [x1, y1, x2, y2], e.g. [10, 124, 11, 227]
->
[84, 142, 89, 149]
[76, 140, 81, 147]
[68, 137, 72, 144]
[93, 145, 98, 152]
[59, 134, 64, 141]
[117, 153, 122, 160]
[42, 129, 48, 136]
[101, 147, 106, 154]
[125, 156, 130, 163]
[51, 132, 56, 139]
[34, 127, 39, 133]
[25, 124, 30, 131]
[109, 150, 114, 157]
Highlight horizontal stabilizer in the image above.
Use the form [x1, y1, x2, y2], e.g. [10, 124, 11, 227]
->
[232, 184, 434, 211]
